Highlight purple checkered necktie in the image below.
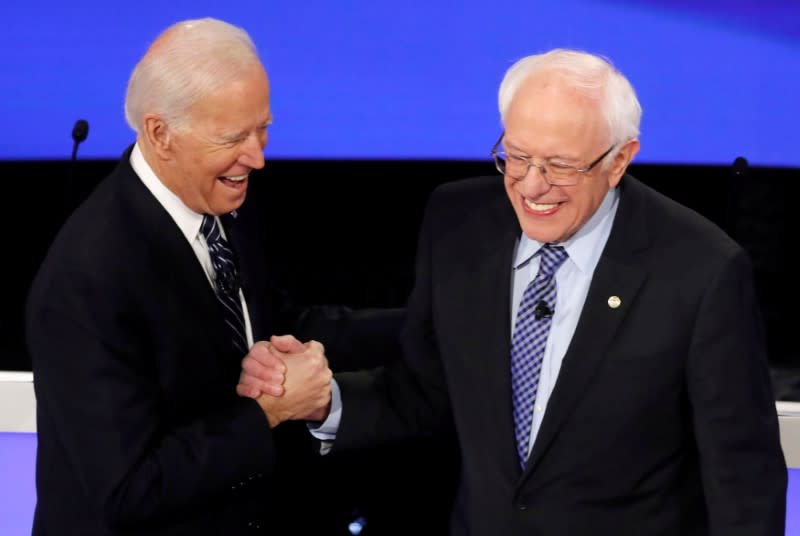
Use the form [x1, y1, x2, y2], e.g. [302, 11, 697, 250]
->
[510, 244, 568, 469]
[201, 215, 248, 355]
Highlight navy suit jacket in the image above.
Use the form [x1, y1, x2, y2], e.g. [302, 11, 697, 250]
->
[26, 146, 403, 534]
[334, 174, 787, 535]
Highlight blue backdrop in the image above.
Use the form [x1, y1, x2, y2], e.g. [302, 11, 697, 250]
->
[1, 1, 798, 166]
[1, 433, 799, 534]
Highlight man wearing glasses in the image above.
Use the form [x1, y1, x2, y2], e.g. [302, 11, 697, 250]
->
[242, 48, 786, 535]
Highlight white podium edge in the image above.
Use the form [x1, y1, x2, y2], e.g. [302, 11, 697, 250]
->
[1, 371, 800, 468]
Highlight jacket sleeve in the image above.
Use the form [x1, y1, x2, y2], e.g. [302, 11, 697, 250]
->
[686, 248, 787, 535]
[27, 265, 275, 528]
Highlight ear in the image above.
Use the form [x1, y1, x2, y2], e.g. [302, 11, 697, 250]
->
[142, 113, 173, 160]
[607, 139, 640, 188]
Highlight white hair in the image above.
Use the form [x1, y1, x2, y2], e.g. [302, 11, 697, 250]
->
[124, 17, 260, 133]
[497, 49, 641, 148]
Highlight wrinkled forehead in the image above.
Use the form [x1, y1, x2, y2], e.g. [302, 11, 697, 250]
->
[183, 64, 271, 130]
[503, 74, 609, 157]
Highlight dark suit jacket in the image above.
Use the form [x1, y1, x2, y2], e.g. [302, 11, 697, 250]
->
[334, 175, 787, 535]
[26, 147, 402, 535]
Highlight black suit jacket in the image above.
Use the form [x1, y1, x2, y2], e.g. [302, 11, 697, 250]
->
[26, 147, 402, 535]
[334, 174, 787, 535]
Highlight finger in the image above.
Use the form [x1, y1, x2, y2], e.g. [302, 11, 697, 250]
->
[303, 340, 329, 371]
[261, 382, 285, 397]
[240, 367, 281, 386]
[247, 342, 276, 363]
[236, 382, 260, 399]
[270, 334, 305, 353]
[240, 371, 285, 397]
[306, 339, 326, 357]
[242, 358, 286, 384]
[245, 347, 287, 373]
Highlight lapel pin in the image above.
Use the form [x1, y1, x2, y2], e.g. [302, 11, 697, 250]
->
[607, 296, 621, 309]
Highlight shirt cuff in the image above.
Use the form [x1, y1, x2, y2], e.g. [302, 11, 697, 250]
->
[308, 378, 342, 452]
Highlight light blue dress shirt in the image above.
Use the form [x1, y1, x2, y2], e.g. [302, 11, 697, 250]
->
[511, 188, 619, 458]
[314, 187, 620, 456]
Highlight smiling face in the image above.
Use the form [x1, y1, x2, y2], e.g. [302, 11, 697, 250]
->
[503, 71, 637, 244]
[146, 61, 272, 216]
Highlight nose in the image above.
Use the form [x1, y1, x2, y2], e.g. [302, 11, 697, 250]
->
[239, 131, 266, 170]
[517, 163, 552, 194]
[520, 162, 546, 179]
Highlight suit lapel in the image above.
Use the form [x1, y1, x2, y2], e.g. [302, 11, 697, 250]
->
[116, 156, 232, 359]
[476, 223, 522, 474]
[220, 212, 264, 342]
[522, 176, 652, 478]
[447, 187, 523, 477]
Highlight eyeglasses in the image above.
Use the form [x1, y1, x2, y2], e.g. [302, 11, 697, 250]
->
[491, 132, 615, 186]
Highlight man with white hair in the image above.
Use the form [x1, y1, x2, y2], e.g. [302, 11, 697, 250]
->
[27, 17, 397, 534]
[242, 48, 787, 534]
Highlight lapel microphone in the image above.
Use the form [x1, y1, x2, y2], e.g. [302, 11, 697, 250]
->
[217, 213, 243, 296]
[217, 267, 241, 296]
[534, 300, 553, 320]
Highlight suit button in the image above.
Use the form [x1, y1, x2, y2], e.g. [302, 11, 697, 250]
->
[517, 504, 528, 511]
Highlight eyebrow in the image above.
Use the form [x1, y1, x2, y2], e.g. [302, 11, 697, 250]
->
[505, 142, 579, 163]
[218, 117, 273, 143]
[218, 132, 245, 143]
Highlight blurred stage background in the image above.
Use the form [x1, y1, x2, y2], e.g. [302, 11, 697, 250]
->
[1, 0, 798, 534]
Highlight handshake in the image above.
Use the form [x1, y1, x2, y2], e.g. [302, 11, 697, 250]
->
[236, 335, 332, 428]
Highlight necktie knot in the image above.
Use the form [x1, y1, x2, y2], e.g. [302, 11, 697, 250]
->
[200, 214, 221, 245]
[201, 215, 238, 295]
[537, 244, 568, 279]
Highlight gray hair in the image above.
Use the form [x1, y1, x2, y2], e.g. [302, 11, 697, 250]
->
[124, 18, 260, 133]
[497, 49, 641, 148]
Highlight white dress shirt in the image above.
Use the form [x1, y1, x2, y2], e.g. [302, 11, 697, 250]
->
[129, 143, 254, 348]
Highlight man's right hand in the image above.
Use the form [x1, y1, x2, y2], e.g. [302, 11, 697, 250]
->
[237, 337, 332, 427]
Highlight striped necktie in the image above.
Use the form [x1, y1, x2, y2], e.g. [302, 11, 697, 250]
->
[200, 215, 248, 355]
[510, 244, 568, 469]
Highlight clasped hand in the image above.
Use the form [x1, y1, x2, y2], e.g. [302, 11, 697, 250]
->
[237, 335, 332, 427]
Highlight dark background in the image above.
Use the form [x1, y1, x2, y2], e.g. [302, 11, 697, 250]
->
[2, 158, 796, 375]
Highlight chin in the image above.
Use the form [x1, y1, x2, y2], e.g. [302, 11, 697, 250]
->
[226, 195, 247, 212]
[522, 226, 562, 244]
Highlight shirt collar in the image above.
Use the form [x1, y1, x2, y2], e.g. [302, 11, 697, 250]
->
[129, 142, 205, 244]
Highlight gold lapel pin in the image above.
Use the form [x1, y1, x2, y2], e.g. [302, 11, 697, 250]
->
[607, 296, 621, 309]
